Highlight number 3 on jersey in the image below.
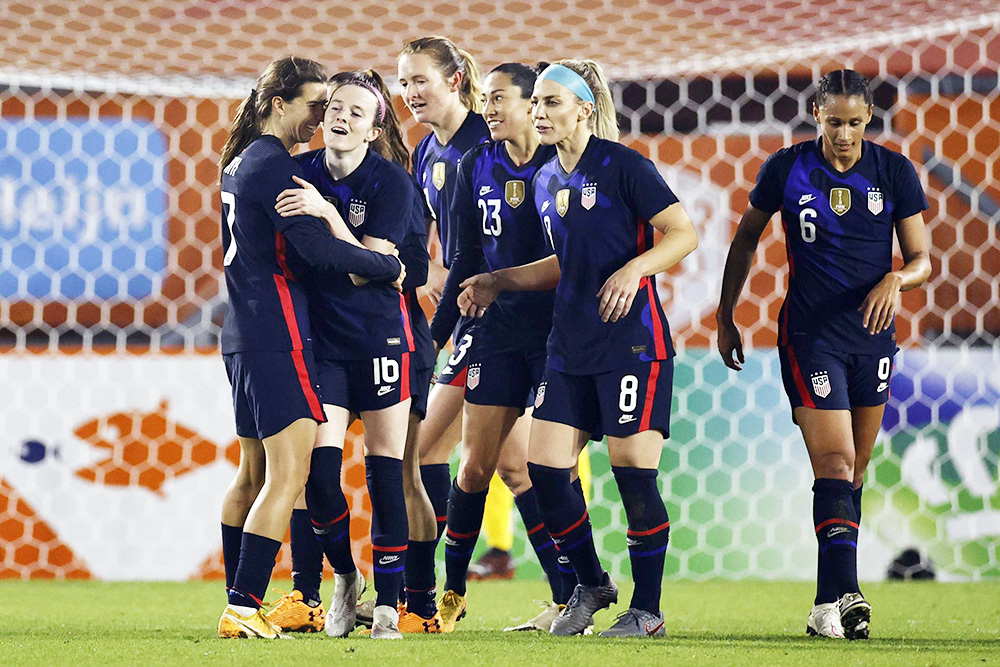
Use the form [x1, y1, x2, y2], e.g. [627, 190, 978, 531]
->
[479, 198, 502, 236]
[221, 191, 237, 266]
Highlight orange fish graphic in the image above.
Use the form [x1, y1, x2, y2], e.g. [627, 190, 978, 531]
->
[74, 400, 240, 495]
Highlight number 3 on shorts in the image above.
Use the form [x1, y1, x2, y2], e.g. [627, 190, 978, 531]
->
[448, 334, 473, 366]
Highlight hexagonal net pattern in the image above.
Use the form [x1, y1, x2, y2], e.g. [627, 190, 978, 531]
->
[0, 2, 997, 582]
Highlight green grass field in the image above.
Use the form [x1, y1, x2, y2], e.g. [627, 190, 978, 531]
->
[1, 579, 997, 665]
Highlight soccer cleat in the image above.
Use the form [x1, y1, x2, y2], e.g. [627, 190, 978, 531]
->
[598, 608, 666, 638]
[370, 604, 403, 639]
[549, 574, 618, 636]
[264, 590, 324, 633]
[325, 571, 365, 638]
[218, 604, 282, 639]
[355, 597, 376, 628]
[467, 547, 515, 580]
[806, 602, 845, 638]
[503, 600, 562, 632]
[398, 609, 444, 633]
[838, 592, 872, 640]
[437, 590, 467, 633]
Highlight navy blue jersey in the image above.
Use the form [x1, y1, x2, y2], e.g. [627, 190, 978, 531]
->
[749, 138, 928, 355]
[398, 181, 436, 370]
[411, 111, 490, 267]
[431, 141, 557, 347]
[292, 148, 416, 361]
[533, 137, 678, 375]
[220, 135, 402, 354]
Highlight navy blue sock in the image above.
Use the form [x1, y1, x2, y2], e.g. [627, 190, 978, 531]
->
[853, 484, 863, 525]
[420, 463, 451, 541]
[221, 523, 242, 593]
[613, 467, 670, 614]
[514, 487, 567, 603]
[443, 480, 487, 596]
[367, 456, 408, 607]
[306, 448, 355, 574]
[528, 463, 604, 587]
[289, 509, 323, 604]
[229, 532, 282, 609]
[405, 540, 438, 619]
[814, 478, 860, 604]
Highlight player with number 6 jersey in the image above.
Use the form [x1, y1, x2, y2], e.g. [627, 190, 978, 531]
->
[716, 69, 931, 641]
[458, 59, 698, 638]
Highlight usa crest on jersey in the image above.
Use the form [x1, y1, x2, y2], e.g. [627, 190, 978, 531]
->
[534, 382, 546, 408]
[829, 187, 851, 216]
[811, 371, 832, 398]
[505, 180, 525, 208]
[467, 363, 481, 390]
[867, 187, 884, 215]
[432, 161, 446, 190]
[348, 199, 366, 227]
[581, 183, 596, 210]
[556, 189, 570, 217]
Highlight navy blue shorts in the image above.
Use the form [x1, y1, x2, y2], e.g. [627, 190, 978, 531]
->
[409, 363, 435, 420]
[779, 342, 894, 412]
[464, 326, 546, 411]
[437, 328, 476, 387]
[317, 353, 412, 414]
[532, 359, 674, 440]
[224, 349, 326, 440]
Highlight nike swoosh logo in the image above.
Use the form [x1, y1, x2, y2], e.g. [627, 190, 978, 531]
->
[619, 414, 636, 424]
[479, 186, 493, 196]
[379, 555, 400, 565]
[645, 620, 665, 635]
[799, 194, 816, 205]
[541, 200, 550, 212]
[377, 386, 393, 396]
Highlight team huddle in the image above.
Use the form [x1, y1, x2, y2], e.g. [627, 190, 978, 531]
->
[215, 36, 931, 641]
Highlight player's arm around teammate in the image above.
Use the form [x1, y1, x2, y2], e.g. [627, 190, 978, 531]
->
[216, 58, 404, 640]
[461, 61, 697, 638]
[716, 69, 930, 640]
[275, 70, 419, 640]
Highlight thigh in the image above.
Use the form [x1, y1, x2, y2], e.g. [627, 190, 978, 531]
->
[315, 404, 350, 450]
[417, 381, 465, 463]
[361, 399, 412, 459]
[528, 415, 588, 469]
[792, 407, 856, 481]
[595, 358, 674, 439]
[261, 417, 318, 482]
[236, 435, 266, 483]
[460, 403, 520, 473]
[851, 404, 886, 485]
[607, 430, 665, 469]
[532, 367, 602, 441]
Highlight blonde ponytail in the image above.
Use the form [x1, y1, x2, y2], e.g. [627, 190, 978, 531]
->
[553, 58, 619, 142]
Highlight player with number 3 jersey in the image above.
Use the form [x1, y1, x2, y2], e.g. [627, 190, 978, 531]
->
[716, 69, 931, 641]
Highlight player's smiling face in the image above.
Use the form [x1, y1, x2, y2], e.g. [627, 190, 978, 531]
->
[281, 82, 328, 144]
[814, 94, 872, 165]
[531, 78, 590, 145]
[323, 84, 381, 153]
[482, 72, 532, 142]
[398, 53, 460, 126]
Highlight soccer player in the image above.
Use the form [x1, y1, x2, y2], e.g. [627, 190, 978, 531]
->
[458, 60, 698, 637]
[217, 57, 404, 639]
[428, 62, 583, 633]
[272, 69, 421, 640]
[395, 35, 491, 628]
[716, 69, 930, 640]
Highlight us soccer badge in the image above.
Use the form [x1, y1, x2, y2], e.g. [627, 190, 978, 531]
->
[505, 180, 525, 208]
[432, 161, 446, 190]
[348, 199, 366, 227]
[556, 188, 570, 216]
[467, 363, 481, 390]
[534, 382, 546, 408]
[829, 187, 851, 216]
[867, 187, 884, 215]
[581, 182, 596, 210]
[810, 371, 832, 398]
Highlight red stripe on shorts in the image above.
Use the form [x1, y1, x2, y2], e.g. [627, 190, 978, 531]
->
[644, 278, 668, 359]
[400, 352, 411, 401]
[785, 345, 816, 409]
[400, 293, 415, 352]
[273, 274, 323, 421]
[639, 361, 661, 431]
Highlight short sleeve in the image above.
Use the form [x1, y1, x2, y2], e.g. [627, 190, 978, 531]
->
[889, 154, 929, 221]
[748, 149, 792, 214]
[621, 150, 679, 221]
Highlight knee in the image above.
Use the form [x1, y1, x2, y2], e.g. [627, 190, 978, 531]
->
[457, 460, 493, 493]
[496, 462, 529, 496]
[813, 452, 854, 481]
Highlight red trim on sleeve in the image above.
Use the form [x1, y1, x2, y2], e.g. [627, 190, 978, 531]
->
[639, 361, 661, 431]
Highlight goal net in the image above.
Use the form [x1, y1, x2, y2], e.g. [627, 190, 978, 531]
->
[1, 1, 998, 583]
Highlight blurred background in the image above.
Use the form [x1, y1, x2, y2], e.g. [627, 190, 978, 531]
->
[1, 1, 997, 584]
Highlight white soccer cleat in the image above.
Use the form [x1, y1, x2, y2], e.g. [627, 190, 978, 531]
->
[838, 592, 872, 640]
[503, 600, 562, 632]
[355, 597, 376, 628]
[806, 602, 845, 638]
[325, 570, 365, 638]
[370, 604, 403, 640]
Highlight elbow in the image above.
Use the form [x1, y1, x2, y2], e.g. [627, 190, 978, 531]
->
[685, 227, 700, 258]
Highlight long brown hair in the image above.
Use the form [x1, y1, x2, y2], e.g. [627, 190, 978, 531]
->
[399, 36, 483, 114]
[328, 69, 410, 170]
[219, 56, 328, 176]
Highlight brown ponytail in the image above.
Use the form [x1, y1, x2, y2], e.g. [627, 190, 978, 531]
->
[399, 36, 483, 114]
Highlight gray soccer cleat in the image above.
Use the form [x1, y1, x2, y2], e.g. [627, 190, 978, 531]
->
[370, 604, 403, 640]
[549, 574, 618, 636]
[598, 608, 666, 638]
[838, 592, 871, 640]
[806, 602, 845, 638]
[325, 570, 365, 638]
[354, 597, 376, 629]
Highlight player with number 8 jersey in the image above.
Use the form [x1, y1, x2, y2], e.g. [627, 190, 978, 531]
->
[716, 69, 931, 641]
